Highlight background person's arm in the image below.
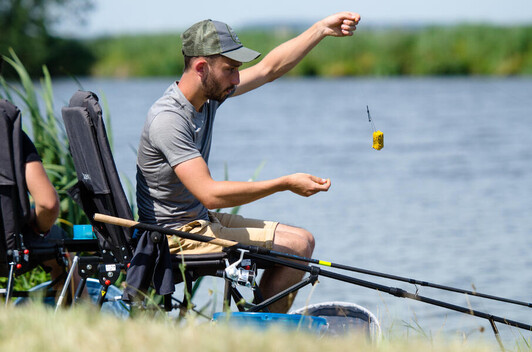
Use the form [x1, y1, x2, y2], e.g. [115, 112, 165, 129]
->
[25, 161, 60, 233]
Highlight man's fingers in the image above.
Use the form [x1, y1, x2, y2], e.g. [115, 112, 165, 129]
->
[343, 19, 360, 26]
[320, 178, 331, 190]
[338, 12, 361, 36]
[341, 19, 359, 34]
[289, 174, 331, 196]
[310, 175, 331, 190]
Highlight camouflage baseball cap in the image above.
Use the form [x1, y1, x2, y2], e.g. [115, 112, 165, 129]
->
[181, 19, 260, 63]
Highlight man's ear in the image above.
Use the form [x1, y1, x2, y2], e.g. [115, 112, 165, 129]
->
[193, 58, 208, 76]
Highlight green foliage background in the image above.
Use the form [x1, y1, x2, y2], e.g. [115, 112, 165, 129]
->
[86, 25, 532, 78]
[1, 0, 531, 77]
[0, 0, 95, 77]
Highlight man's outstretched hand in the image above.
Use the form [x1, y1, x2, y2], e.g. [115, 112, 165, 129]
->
[319, 11, 361, 37]
[285, 173, 331, 197]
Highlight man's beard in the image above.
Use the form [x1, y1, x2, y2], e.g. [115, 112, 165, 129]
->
[202, 70, 233, 103]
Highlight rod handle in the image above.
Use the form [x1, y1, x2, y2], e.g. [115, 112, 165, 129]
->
[94, 213, 138, 228]
[93, 213, 239, 248]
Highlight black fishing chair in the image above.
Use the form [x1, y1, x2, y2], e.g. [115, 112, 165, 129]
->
[61, 90, 271, 313]
[0, 99, 98, 306]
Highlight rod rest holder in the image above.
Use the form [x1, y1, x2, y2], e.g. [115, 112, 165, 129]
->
[150, 231, 163, 244]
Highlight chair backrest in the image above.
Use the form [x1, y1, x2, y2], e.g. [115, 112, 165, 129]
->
[62, 91, 134, 264]
[0, 99, 31, 275]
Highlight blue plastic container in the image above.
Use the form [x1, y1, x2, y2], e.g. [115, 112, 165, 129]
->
[212, 312, 328, 334]
[73, 224, 96, 239]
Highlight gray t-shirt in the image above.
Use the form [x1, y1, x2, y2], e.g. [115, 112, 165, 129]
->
[136, 82, 224, 227]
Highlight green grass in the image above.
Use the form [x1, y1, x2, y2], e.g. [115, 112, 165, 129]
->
[0, 304, 504, 352]
[85, 25, 532, 77]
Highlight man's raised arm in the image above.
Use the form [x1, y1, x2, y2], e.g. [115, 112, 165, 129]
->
[233, 11, 361, 96]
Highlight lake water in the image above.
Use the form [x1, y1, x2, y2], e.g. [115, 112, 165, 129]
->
[48, 76, 531, 342]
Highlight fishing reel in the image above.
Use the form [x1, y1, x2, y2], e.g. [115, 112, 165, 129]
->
[223, 249, 257, 290]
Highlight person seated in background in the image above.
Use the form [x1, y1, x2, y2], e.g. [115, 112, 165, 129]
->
[0, 98, 71, 298]
[22, 130, 64, 281]
[136, 12, 361, 313]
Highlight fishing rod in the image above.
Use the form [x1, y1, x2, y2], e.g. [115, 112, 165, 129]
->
[93, 213, 532, 336]
[94, 213, 532, 309]
[247, 251, 527, 352]
[263, 250, 532, 308]
[94, 213, 271, 253]
[246, 252, 532, 332]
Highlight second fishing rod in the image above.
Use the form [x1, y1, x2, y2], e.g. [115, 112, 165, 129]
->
[265, 248, 532, 308]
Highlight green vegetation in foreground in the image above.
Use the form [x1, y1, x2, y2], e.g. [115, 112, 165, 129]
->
[0, 304, 505, 352]
[87, 25, 532, 77]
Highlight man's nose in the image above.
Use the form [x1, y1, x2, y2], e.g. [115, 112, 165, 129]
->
[232, 71, 240, 86]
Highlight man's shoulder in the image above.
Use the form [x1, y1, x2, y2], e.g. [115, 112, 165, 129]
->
[148, 87, 192, 128]
[147, 110, 191, 141]
[150, 90, 189, 118]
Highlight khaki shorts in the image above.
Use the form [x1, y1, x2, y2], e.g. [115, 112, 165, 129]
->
[167, 212, 278, 255]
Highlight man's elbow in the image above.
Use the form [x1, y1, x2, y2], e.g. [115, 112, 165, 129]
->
[264, 66, 283, 84]
[38, 193, 60, 219]
[256, 63, 282, 85]
[201, 197, 223, 210]
[197, 191, 229, 210]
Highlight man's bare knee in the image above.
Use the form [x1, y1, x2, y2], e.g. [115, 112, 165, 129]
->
[294, 229, 314, 257]
[301, 228, 315, 254]
[274, 224, 315, 257]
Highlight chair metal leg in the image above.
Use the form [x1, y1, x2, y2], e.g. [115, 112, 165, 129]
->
[223, 279, 232, 310]
[96, 283, 109, 307]
[248, 273, 319, 312]
[73, 277, 87, 305]
[55, 255, 79, 312]
[4, 262, 15, 306]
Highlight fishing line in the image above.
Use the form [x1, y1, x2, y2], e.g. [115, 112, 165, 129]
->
[367, 105, 383, 150]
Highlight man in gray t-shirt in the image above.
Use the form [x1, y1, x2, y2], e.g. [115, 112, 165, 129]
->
[137, 81, 221, 228]
[137, 13, 361, 313]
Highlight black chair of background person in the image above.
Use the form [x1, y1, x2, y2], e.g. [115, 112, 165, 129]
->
[61, 90, 275, 313]
[0, 99, 78, 305]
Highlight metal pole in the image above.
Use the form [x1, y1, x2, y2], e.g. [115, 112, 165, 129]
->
[5, 263, 15, 306]
[55, 255, 79, 312]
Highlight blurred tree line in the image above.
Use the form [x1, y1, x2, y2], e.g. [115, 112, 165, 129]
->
[0, 0, 95, 77]
[2, 1, 531, 78]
